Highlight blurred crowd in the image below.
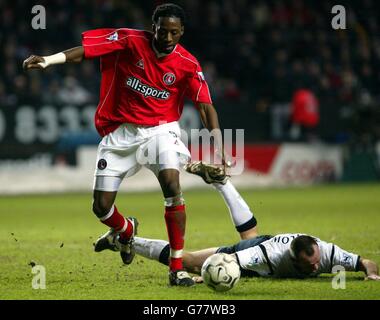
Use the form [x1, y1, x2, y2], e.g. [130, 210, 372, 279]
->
[1, 0, 379, 143]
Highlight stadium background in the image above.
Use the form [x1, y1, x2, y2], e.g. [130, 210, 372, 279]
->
[0, 0, 379, 192]
[1, 0, 380, 301]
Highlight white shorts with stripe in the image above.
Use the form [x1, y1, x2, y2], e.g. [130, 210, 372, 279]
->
[93, 121, 191, 192]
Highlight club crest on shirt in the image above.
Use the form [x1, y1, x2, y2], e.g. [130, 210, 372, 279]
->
[341, 253, 353, 268]
[136, 59, 144, 69]
[163, 72, 176, 85]
[250, 253, 261, 265]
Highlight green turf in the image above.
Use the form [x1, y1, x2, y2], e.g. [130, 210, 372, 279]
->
[0, 183, 379, 300]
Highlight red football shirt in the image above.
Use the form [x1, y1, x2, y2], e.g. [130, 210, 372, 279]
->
[81, 28, 212, 136]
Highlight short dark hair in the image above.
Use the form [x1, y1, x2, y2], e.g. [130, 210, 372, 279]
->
[290, 235, 318, 259]
[152, 3, 186, 25]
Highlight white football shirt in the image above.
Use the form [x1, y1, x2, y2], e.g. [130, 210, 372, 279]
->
[235, 233, 360, 278]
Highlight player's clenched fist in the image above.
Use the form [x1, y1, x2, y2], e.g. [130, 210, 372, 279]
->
[23, 52, 67, 69]
[22, 55, 46, 70]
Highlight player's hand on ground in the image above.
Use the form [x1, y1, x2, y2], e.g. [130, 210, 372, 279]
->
[23, 55, 46, 70]
[192, 276, 203, 284]
[365, 274, 380, 281]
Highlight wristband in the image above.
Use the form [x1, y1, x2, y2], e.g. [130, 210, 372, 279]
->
[38, 52, 66, 68]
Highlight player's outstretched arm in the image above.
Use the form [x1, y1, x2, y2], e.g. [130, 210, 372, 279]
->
[358, 258, 380, 280]
[23, 46, 84, 70]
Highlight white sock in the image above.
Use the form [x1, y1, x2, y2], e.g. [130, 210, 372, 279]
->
[213, 180, 255, 228]
[134, 237, 169, 262]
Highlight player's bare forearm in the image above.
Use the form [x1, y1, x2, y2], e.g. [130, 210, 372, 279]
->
[23, 46, 84, 70]
[197, 103, 225, 162]
[198, 103, 220, 132]
[63, 46, 84, 63]
[358, 258, 380, 280]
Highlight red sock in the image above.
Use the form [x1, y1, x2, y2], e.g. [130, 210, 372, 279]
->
[100, 205, 133, 240]
[164, 204, 186, 271]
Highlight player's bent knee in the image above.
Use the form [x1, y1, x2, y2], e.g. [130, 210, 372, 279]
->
[158, 170, 181, 197]
[92, 198, 113, 218]
[162, 181, 181, 197]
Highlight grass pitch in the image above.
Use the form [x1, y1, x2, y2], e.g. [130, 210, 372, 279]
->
[0, 183, 379, 300]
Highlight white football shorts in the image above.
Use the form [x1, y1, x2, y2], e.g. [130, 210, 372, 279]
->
[93, 121, 191, 192]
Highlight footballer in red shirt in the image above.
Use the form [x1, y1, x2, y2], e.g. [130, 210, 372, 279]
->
[23, 3, 225, 287]
[81, 27, 212, 137]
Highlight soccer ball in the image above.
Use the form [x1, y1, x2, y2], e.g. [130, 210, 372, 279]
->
[201, 253, 241, 292]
